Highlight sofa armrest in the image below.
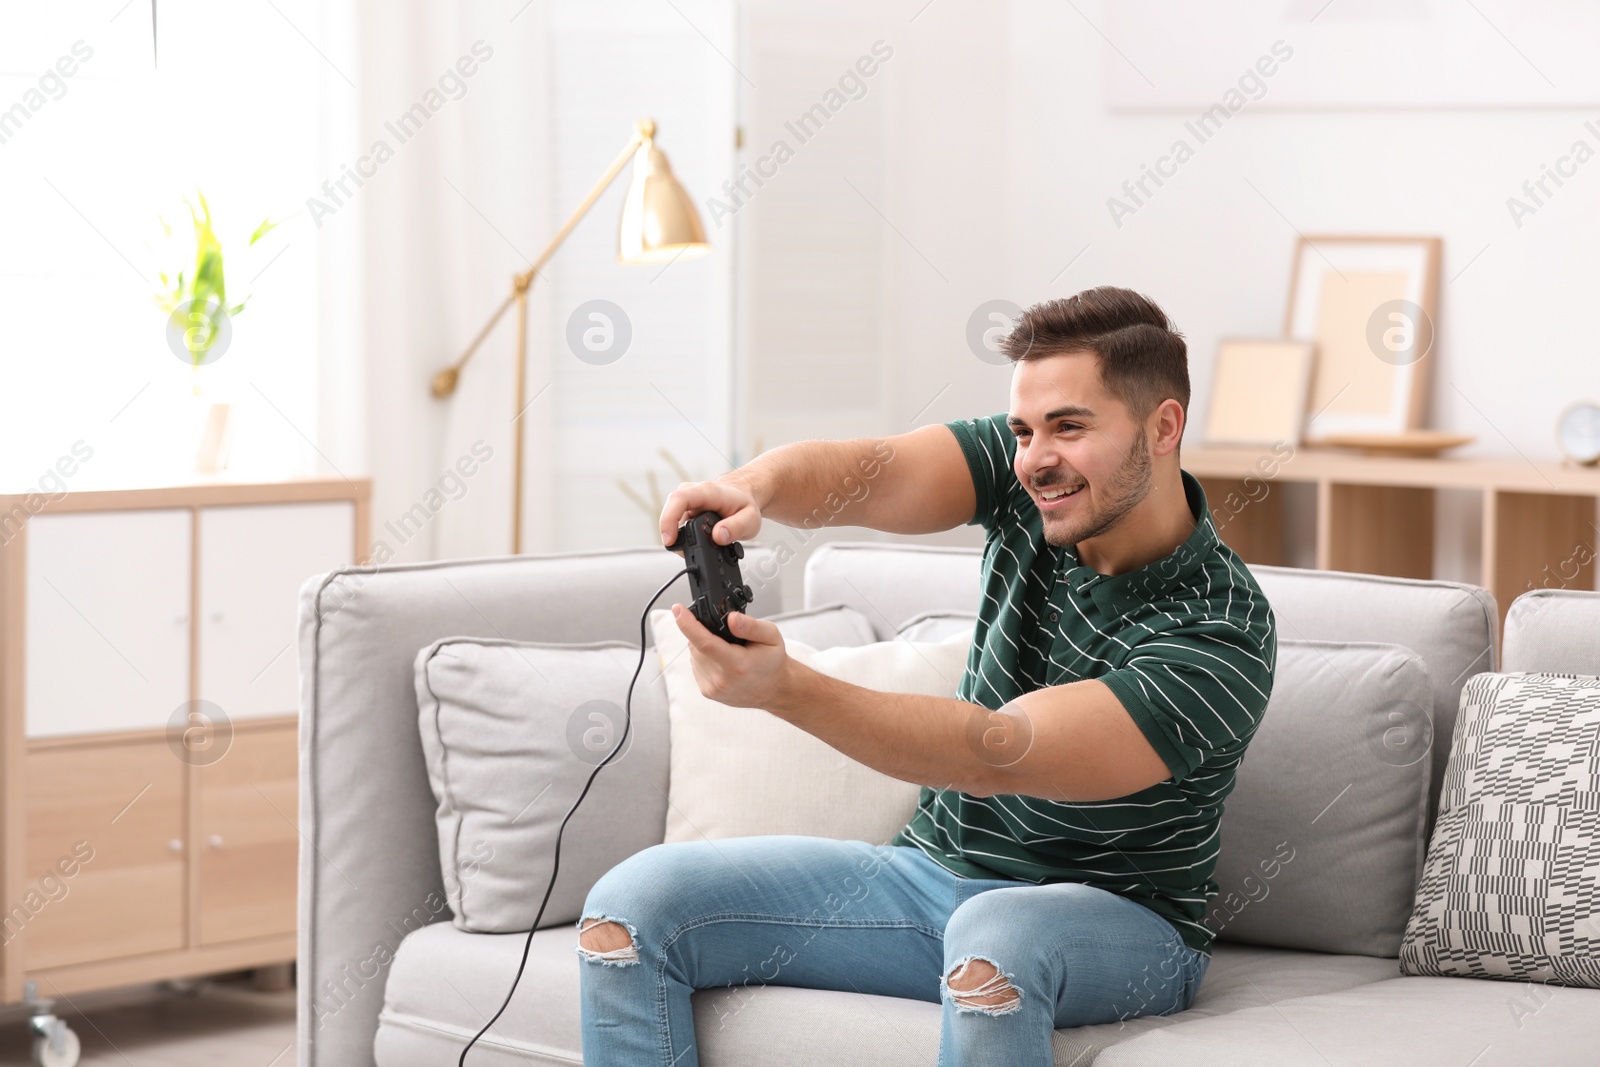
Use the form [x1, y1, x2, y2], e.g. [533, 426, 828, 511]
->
[295, 545, 782, 1067]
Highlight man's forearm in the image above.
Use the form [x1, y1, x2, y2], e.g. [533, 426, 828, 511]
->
[766, 658, 996, 796]
[721, 438, 893, 531]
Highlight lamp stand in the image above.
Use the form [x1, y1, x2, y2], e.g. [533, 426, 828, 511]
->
[431, 123, 657, 554]
[511, 276, 530, 554]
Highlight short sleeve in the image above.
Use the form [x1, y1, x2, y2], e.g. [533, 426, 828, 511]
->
[943, 412, 1015, 529]
[1100, 622, 1274, 783]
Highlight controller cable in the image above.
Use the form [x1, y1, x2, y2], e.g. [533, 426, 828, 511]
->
[459, 565, 689, 1065]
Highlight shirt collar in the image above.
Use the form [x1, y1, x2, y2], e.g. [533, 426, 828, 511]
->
[1060, 470, 1218, 619]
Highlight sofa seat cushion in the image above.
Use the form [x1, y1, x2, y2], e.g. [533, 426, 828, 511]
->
[1052, 943, 1401, 1065]
[1092, 975, 1600, 1067]
[374, 925, 1400, 1066]
[373, 921, 946, 1067]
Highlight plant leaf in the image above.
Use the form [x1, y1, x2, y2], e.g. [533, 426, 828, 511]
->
[248, 216, 278, 245]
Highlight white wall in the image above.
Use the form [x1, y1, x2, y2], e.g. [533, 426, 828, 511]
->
[859, 0, 1600, 587]
[346, 1, 1600, 593]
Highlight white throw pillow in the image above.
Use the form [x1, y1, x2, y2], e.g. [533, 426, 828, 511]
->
[650, 608, 971, 846]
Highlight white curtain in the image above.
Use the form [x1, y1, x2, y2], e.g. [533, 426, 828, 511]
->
[333, 0, 738, 564]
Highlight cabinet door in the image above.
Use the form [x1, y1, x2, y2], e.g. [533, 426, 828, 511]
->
[24, 740, 187, 969]
[197, 723, 297, 945]
[198, 502, 353, 719]
[25, 510, 192, 737]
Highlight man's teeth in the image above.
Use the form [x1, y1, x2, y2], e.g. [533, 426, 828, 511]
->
[1040, 485, 1083, 501]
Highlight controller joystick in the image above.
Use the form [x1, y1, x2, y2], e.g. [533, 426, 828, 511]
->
[666, 511, 754, 644]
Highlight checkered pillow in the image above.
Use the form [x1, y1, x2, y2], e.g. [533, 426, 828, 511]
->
[1399, 672, 1600, 986]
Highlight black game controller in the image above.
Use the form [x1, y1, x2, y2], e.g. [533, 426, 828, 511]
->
[667, 511, 754, 644]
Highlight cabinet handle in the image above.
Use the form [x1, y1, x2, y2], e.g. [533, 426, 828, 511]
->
[172, 615, 189, 625]
[209, 612, 224, 623]
[167, 838, 183, 853]
[208, 835, 224, 849]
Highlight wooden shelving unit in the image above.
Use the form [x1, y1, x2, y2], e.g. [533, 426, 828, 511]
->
[1185, 446, 1600, 632]
[0, 477, 369, 1004]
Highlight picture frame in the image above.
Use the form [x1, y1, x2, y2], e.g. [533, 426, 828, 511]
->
[1203, 338, 1314, 448]
[1284, 235, 1441, 441]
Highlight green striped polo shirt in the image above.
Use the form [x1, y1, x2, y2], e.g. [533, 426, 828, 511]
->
[890, 411, 1277, 956]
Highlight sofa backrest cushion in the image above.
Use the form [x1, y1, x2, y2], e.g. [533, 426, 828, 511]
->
[804, 542, 983, 638]
[1247, 566, 1497, 843]
[761, 602, 878, 649]
[1209, 639, 1434, 957]
[805, 547, 1496, 845]
[1503, 588, 1600, 674]
[895, 610, 980, 644]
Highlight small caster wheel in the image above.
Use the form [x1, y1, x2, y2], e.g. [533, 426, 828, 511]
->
[160, 976, 207, 997]
[30, 1018, 80, 1067]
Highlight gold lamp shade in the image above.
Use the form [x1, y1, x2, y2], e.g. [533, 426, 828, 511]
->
[618, 119, 709, 265]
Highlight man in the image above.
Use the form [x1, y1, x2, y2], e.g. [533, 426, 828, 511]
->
[575, 286, 1277, 1067]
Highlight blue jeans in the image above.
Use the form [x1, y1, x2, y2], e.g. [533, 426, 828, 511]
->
[574, 835, 1209, 1067]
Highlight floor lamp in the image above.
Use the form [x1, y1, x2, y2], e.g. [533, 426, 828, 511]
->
[429, 118, 710, 553]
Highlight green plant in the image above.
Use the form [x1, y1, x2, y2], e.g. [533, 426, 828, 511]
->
[155, 189, 277, 371]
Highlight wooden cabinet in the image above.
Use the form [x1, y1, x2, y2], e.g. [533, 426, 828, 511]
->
[1186, 447, 1600, 636]
[0, 479, 368, 1001]
[24, 509, 192, 737]
[198, 503, 354, 720]
[197, 722, 298, 946]
[24, 739, 187, 970]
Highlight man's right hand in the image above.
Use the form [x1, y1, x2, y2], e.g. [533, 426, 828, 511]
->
[660, 477, 762, 549]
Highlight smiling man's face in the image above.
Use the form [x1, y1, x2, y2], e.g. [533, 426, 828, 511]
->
[1007, 350, 1154, 549]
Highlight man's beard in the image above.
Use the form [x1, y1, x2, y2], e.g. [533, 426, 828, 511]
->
[1037, 426, 1154, 549]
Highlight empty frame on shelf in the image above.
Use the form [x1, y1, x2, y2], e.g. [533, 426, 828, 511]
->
[1285, 235, 1440, 442]
[1204, 338, 1314, 448]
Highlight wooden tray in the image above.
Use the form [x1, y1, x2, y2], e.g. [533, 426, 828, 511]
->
[1313, 431, 1476, 458]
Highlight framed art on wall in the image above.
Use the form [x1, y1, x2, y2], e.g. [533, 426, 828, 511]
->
[1284, 235, 1441, 441]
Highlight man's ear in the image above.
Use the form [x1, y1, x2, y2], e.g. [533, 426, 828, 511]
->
[1149, 398, 1185, 457]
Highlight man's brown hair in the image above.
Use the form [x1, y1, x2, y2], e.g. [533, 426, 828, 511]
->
[1001, 286, 1189, 422]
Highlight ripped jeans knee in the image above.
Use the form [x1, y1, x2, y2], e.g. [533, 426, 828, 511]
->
[942, 955, 1024, 1016]
[575, 914, 641, 967]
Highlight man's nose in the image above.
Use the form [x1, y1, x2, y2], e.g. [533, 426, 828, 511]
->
[1020, 453, 1056, 484]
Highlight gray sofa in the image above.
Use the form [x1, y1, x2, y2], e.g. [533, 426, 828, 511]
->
[295, 540, 1600, 1066]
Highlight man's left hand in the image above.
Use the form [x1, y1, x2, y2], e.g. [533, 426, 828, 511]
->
[672, 603, 790, 709]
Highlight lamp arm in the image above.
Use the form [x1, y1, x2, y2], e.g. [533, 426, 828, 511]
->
[432, 129, 648, 396]
[515, 129, 646, 289]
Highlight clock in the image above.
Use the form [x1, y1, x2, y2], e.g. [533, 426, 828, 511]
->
[1556, 401, 1600, 465]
